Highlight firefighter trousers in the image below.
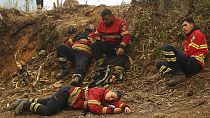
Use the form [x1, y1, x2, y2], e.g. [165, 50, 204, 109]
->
[56, 44, 92, 77]
[156, 44, 201, 76]
[23, 86, 71, 116]
[91, 40, 129, 68]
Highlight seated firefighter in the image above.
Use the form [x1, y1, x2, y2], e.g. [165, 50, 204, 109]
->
[91, 9, 131, 84]
[156, 17, 209, 87]
[10, 85, 132, 116]
[56, 25, 96, 86]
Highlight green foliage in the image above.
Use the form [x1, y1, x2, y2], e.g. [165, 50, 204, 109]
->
[193, 0, 210, 18]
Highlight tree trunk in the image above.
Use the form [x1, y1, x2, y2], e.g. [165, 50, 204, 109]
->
[26, 0, 29, 12]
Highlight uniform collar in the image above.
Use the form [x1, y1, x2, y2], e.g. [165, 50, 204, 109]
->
[186, 25, 200, 36]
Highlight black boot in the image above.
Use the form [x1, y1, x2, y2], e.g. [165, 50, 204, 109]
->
[112, 66, 124, 83]
[56, 57, 68, 79]
[165, 74, 187, 87]
[14, 99, 28, 115]
[70, 74, 83, 87]
[96, 58, 107, 71]
[10, 98, 28, 111]
[10, 99, 22, 111]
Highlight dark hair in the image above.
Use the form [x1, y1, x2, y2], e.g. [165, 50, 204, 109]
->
[181, 17, 195, 24]
[101, 9, 113, 17]
[74, 32, 88, 41]
[85, 24, 95, 32]
[113, 89, 122, 100]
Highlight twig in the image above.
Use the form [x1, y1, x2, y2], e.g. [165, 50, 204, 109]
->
[46, 51, 55, 61]
[32, 65, 43, 87]
[14, 50, 23, 70]
[15, 81, 19, 89]
[140, 55, 145, 60]
[142, 43, 145, 54]
[0, 70, 6, 78]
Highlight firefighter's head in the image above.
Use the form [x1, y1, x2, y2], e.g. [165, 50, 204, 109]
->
[85, 24, 95, 33]
[105, 89, 122, 102]
[101, 9, 114, 27]
[181, 17, 195, 34]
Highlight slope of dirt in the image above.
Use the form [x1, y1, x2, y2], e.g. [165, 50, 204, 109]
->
[0, 2, 210, 118]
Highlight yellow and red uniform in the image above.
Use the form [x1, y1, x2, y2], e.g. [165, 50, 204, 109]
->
[19, 86, 129, 116]
[65, 32, 96, 55]
[68, 87, 129, 115]
[96, 16, 131, 45]
[184, 29, 209, 68]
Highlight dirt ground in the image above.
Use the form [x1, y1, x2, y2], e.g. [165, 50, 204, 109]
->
[0, 2, 210, 118]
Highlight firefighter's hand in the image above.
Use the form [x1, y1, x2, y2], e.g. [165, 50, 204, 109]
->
[116, 48, 124, 56]
[124, 107, 132, 114]
[95, 36, 101, 40]
[79, 38, 88, 44]
[114, 108, 122, 114]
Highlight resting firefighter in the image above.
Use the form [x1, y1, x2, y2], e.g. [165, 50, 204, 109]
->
[10, 85, 132, 116]
[56, 25, 96, 86]
[156, 17, 209, 87]
[91, 9, 131, 84]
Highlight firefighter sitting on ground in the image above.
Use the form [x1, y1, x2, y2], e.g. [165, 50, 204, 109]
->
[91, 9, 131, 84]
[10, 85, 132, 116]
[56, 24, 96, 87]
[156, 17, 209, 87]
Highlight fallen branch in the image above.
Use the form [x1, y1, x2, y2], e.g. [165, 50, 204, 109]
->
[0, 70, 6, 79]
[14, 50, 23, 70]
[32, 65, 43, 87]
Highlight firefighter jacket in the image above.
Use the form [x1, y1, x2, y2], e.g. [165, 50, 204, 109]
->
[184, 26, 209, 68]
[65, 32, 96, 55]
[68, 87, 129, 115]
[95, 16, 131, 46]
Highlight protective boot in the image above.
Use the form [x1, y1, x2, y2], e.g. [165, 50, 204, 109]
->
[96, 58, 107, 71]
[70, 74, 83, 87]
[15, 99, 28, 115]
[56, 57, 68, 79]
[10, 99, 22, 111]
[113, 66, 124, 83]
[10, 98, 28, 111]
[165, 73, 187, 87]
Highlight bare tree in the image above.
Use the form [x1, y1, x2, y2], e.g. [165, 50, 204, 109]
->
[12, 0, 19, 8]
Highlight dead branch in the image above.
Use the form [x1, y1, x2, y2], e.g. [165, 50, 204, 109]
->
[46, 51, 55, 61]
[14, 50, 23, 70]
[0, 70, 6, 79]
[32, 65, 43, 87]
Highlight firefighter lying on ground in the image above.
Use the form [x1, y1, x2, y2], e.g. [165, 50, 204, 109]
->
[91, 9, 131, 83]
[56, 25, 96, 87]
[10, 85, 132, 116]
[156, 17, 209, 87]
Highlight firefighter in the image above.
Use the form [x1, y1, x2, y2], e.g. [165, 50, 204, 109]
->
[91, 9, 131, 83]
[56, 25, 96, 87]
[10, 86, 132, 116]
[156, 17, 209, 87]
[36, 0, 43, 14]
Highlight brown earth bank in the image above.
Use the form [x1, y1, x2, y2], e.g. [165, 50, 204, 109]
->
[0, 1, 210, 118]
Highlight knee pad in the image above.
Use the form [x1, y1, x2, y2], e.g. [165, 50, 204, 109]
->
[156, 61, 173, 75]
[162, 44, 176, 51]
[162, 45, 177, 62]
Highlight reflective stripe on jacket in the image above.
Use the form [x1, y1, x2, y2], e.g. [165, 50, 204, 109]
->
[184, 29, 209, 68]
[96, 16, 131, 45]
[68, 87, 128, 115]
